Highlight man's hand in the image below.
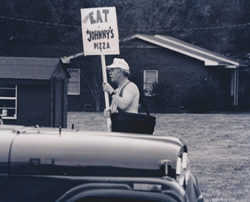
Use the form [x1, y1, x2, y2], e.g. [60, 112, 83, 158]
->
[103, 109, 111, 118]
[102, 82, 114, 94]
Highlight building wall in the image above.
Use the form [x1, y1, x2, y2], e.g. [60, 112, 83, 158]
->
[113, 47, 208, 110]
[119, 47, 208, 87]
[18, 84, 50, 126]
[3, 84, 51, 126]
[67, 48, 209, 111]
[66, 47, 210, 112]
[67, 56, 105, 112]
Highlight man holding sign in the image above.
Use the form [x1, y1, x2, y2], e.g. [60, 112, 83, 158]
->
[81, 7, 154, 133]
[81, 7, 121, 131]
[103, 58, 139, 119]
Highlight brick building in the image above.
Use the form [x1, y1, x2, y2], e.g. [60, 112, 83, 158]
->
[63, 34, 247, 112]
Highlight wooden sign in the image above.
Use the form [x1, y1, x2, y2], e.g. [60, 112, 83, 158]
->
[81, 7, 120, 56]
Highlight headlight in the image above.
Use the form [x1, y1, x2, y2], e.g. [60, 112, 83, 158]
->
[176, 152, 190, 187]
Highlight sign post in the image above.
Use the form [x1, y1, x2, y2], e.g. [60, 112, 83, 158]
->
[101, 55, 112, 131]
[81, 7, 120, 131]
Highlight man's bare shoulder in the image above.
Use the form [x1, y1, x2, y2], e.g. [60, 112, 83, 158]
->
[126, 82, 139, 92]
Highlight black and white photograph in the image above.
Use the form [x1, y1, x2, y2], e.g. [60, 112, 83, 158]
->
[0, 0, 250, 201]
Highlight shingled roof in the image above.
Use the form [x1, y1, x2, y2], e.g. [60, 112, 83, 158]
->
[0, 57, 61, 80]
[121, 34, 244, 68]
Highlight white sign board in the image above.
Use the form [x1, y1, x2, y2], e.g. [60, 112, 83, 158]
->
[81, 7, 120, 56]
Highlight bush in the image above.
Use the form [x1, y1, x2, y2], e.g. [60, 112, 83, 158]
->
[181, 78, 222, 113]
[238, 81, 250, 111]
[150, 79, 175, 112]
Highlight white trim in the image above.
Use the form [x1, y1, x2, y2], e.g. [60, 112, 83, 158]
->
[0, 85, 17, 119]
[0, 97, 16, 100]
[226, 65, 237, 68]
[120, 35, 138, 42]
[204, 60, 220, 66]
[231, 71, 234, 96]
[15, 85, 17, 119]
[61, 52, 85, 64]
[155, 35, 239, 66]
[233, 69, 239, 105]
[119, 45, 160, 49]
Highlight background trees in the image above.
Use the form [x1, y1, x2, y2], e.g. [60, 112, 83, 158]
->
[1, 0, 249, 112]
[0, 0, 249, 60]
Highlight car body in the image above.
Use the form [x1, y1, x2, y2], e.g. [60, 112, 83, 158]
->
[0, 125, 203, 202]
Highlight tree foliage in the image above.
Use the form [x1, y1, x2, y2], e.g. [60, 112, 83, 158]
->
[0, 0, 249, 60]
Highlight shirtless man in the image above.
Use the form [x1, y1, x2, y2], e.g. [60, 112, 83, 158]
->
[103, 58, 139, 117]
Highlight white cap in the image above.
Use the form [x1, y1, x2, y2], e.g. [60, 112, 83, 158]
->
[106, 58, 130, 72]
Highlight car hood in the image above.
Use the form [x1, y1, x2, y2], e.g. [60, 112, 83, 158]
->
[5, 127, 186, 177]
[0, 130, 16, 173]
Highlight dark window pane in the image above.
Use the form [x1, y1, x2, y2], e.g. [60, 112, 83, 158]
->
[0, 100, 15, 108]
[0, 89, 16, 97]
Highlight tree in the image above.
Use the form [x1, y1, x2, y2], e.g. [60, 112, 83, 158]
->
[0, 0, 249, 60]
[74, 56, 103, 112]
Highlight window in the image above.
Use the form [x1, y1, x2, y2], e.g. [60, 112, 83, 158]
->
[0, 84, 17, 119]
[143, 70, 158, 96]
[68, 69, 80, 95]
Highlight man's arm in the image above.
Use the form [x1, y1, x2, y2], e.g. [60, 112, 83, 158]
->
[112, 83, 139, 111]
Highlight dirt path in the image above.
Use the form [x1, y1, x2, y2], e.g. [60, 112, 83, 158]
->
[68, 112, 250, 202]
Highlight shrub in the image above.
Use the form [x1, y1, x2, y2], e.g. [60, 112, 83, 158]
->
[238, 81, 250, 111]
[181, 78, 222, 113]
[150, 79, 175, 112]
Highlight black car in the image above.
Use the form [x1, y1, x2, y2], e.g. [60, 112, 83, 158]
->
[0, 125, 203, 202]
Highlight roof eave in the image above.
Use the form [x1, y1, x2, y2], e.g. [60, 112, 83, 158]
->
[136, 35, 221, 66]
[128, 34, 241, 67]
[120, 34, 140, 43]
[154, 35, 240, 66]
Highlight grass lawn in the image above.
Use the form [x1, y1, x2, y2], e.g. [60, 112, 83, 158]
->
[68, 112, 250, 202]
